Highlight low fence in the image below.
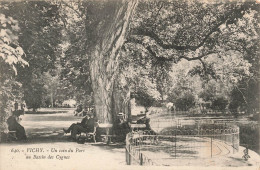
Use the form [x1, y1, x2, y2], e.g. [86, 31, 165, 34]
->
[149, 118, 236, 133]
[164, 108, 247, 116]
[125, 125, 239, 166]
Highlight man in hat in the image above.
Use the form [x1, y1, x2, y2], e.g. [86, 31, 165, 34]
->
[70, 113, 95, 141]
[114, 113, 130, 141]
[63, 113, 90, 134]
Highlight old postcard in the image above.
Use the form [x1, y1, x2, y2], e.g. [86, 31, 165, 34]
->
[0, 0, 259, 170]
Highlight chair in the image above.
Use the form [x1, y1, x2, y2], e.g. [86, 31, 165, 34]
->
[86, 122, 99, 143]
[8, 131, 17, 141]
[79, 122, 99, 143]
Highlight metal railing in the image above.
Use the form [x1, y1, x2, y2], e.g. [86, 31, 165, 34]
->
[125, 125, 239, 166]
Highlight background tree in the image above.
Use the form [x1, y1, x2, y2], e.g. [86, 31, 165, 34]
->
[0, 1, 62, 111]
[58, 1, 93, 106]
[0, 12, 28, 130]
[1, 0, 258, 127]
[126, 0, 259, 115]
[82, 0, 138, 123]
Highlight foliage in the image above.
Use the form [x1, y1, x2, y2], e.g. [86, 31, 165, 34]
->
[175, 92, 196, 111]
[23, 77, 44, 111]
[0, 0, 259, 123]
[0, 1, 62, 110]
[0, 12, 28, 129]
[133, 89, 156, 111]
[127, 0, 259, 113]
[198, 82, 216, 103]
[58, 1, 93, 104]
[210, 96, 228, 111]
[229, 87, 247, 115]
[119, 42, 161, 110]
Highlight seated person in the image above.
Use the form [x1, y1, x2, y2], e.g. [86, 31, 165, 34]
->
[7, 112, 27, 141]
[63, 114, 89, 134]
[64, 114, 96, 141]
[136, 114, 156, 135]
[114, 113, 130, 141]
[74, 104, 83, 116]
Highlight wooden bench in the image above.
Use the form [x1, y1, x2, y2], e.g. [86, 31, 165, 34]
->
[8, 131, 17, 140]
[1, 131, 17, 142]
[130, 124, 146, 131]
[98, 123, 147, 144]
[78, 122, 99, 143]
[99, 124, 114, 144]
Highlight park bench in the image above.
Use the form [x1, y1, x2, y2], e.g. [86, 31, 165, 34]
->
[99, 123, 147, 144]
[0, 130, 17, 142]
[78, 122, 99, 143]
[130, 123, 146, 131]
[99, 123, 115, 144]
[8, 131, 17, 140]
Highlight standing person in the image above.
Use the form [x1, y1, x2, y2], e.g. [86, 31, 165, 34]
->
[7, 113, 27, 141]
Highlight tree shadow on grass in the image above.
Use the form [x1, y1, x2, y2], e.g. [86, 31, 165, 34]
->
[24, 130, 70, 143]
[26, 111, 68, 114]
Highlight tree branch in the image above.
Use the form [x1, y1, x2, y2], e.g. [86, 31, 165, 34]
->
[180, 51, 216, 61]
[126, 36, 217, 62]
[199, 58, 207, 73]
[61, 1, 84, 18]
[132, 2, 255, 51]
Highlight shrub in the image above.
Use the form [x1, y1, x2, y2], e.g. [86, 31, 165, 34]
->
[211, 96, 228, 111]
[175, 93, 195, 111]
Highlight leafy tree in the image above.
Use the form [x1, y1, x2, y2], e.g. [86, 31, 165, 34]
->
[0, 12, 28, 130]
[175, 92, 196, 111]
[0, 1, 62, 111]
[211, 96, 228, 111]
[1, 0, 258, 126]
[127, 0, 259, 114]
[58, 0, 258, 123]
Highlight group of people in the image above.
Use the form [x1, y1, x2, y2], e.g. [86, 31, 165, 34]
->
[5, 101, 155, 143]
[113, 112, 156, 141]
[64, 111, 155, 143]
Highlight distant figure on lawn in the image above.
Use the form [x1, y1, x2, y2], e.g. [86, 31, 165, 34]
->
[63, 113, 95, 141]
[73, 104, 83, 116]
[7, 112, 27, 141]
[14, 101, 19, 111]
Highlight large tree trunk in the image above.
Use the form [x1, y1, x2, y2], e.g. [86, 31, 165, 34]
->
[85, 0, 138, 123]
[112, 82, 132, 123]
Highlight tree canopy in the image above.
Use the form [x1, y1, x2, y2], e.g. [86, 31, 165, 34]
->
[0, 0, 259, 125]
